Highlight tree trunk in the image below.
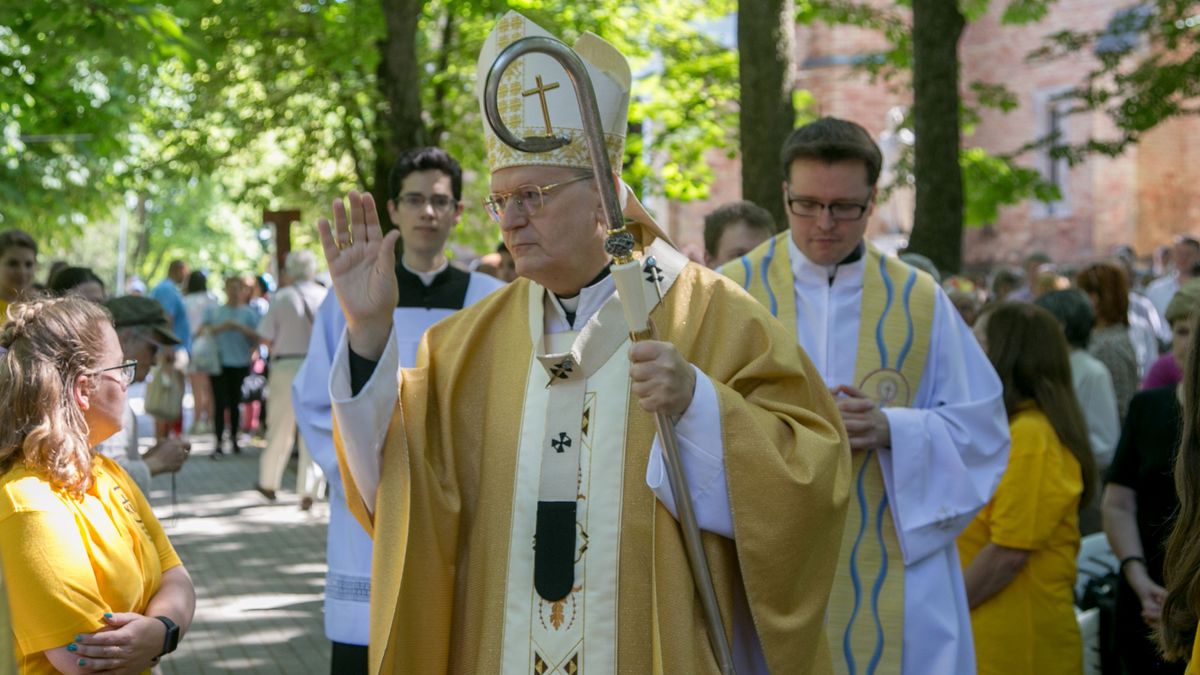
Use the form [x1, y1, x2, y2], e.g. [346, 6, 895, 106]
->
[375, 0, 429, 230]
[738, 0, 795, 231]
[907, 0, 965, 274]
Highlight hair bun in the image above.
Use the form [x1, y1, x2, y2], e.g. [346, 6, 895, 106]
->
[0, 299, 55, 348]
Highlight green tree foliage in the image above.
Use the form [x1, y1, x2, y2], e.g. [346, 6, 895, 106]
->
[2, 0, 740, 281]
[0, 1, 196, 232]
[799, 0, 1197, 265]
[789, 0, 1082, 271]
[1026, 0, 1200, 164]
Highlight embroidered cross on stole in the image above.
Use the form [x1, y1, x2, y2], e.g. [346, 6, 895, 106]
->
[720, 236, 936, 674]
[499, 240, 687, 675]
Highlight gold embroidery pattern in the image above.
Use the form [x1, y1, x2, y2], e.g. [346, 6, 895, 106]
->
[576, 523, 589, 561]
[496, 13, 523, 49]
[580, 395, 594, 445]
[486, 129, 624, 174]
[537, 586, 582, 631]
[489, 14, 525, 162]
[532, 648, 581, 674]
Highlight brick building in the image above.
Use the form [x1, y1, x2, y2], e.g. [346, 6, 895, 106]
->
[659, 1, 1200, 270]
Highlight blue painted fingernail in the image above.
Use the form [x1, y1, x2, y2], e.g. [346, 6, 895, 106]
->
[74, 634, 82, 643]
[67, 644, 76, 652]
[103, 612, 112, 618]
[78, 659, 86, 666]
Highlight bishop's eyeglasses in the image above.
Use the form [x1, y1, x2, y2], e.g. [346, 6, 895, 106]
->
[786, 194, 870, 221]
[91, 360, 138, 389]
[483, 174, 593, 222]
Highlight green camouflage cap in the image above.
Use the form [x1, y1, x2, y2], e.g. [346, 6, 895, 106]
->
[104, 296, 182, 345]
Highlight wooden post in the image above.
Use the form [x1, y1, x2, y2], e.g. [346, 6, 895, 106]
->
[262, 209, 301, 282]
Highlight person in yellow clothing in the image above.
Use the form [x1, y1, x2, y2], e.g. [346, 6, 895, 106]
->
[959, 302, 1098, 675]
[1162, 313, 1200, 672]
[0, 229, 37, 326]
[0, 296, 195, 675]
[1, 570, 14, 675]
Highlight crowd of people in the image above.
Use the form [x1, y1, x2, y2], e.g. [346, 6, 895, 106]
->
[3, 10, 1200, 675]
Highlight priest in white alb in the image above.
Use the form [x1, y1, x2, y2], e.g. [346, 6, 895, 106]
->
[721, 117, 1011, 674]
[320, 12, 851, 675]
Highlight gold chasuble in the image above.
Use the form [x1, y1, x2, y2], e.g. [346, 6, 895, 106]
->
[722, 233, 937, 675]
[334, 237, 850, 675]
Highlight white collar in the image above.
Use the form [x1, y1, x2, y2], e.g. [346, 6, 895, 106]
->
[545, 272, 616, 331]
[786, 234, 866, 288]
[402, 258, 449, 287]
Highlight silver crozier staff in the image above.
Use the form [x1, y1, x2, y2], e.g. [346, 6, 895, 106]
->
[483, 35, 738, 675]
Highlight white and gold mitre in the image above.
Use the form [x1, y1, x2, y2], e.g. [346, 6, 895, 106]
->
[475, 11, 631, 173]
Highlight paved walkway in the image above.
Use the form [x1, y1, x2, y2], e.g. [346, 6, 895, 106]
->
[130, 386, 333, 674]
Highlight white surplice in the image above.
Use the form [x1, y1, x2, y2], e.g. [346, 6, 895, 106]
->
[293, 268, 503, 647]
[784, 237, 1010, 675]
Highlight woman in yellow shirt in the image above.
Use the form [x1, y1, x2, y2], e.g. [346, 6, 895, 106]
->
[0, 297, 195, 675]
[1162, 312, 1200, 672]
[959, 302, 1098, 675]
[1, 570, 13, 675]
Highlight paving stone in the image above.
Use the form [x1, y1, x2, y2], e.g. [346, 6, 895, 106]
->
[130, 395, 331, 675]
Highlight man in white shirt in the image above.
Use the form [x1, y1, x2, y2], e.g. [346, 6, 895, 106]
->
[722, 116, 1010, 675]
[256, 250, 328, 507]
[1146, 236, 1200, 320]
[1036, 289, 1121, 468]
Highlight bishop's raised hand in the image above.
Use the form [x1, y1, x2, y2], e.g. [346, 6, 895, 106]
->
[318, 190, 400, 360]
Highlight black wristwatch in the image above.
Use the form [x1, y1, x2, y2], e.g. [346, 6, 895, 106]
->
[155, 616, 181, 657]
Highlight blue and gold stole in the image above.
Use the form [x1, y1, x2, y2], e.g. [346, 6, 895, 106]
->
[722, 233, 936, 675]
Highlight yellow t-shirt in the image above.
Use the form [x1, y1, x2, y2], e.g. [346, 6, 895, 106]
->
[957, 406, 1084, 675]
[0, 455, 181, 675]
[0, 569, 13, 675]
[0, 298, 9, 326]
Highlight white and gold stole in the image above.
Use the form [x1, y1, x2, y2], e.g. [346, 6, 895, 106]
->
[499, 240, 686, 675]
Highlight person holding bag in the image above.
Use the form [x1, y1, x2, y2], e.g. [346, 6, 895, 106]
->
[198, 274, 261, 457]
[256, 251, 328, 506]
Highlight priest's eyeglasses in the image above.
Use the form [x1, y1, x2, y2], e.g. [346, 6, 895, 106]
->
[483, 174, 594, 222]
[91, 360, 138, 389]
[786, 194, 870, 221]
[399, 193, 457, 213]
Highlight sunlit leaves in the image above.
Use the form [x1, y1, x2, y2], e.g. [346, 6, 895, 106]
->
[1026, 1, 1200, 159]
[961, 147, 1058, 226]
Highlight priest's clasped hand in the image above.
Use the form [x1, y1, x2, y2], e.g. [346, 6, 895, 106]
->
[831, 384, 892, 451]
[628, 340, 696, 419]
[318, 190, 402, 361]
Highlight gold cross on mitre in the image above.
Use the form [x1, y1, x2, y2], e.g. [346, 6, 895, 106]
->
[522, 75, 560, 135]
